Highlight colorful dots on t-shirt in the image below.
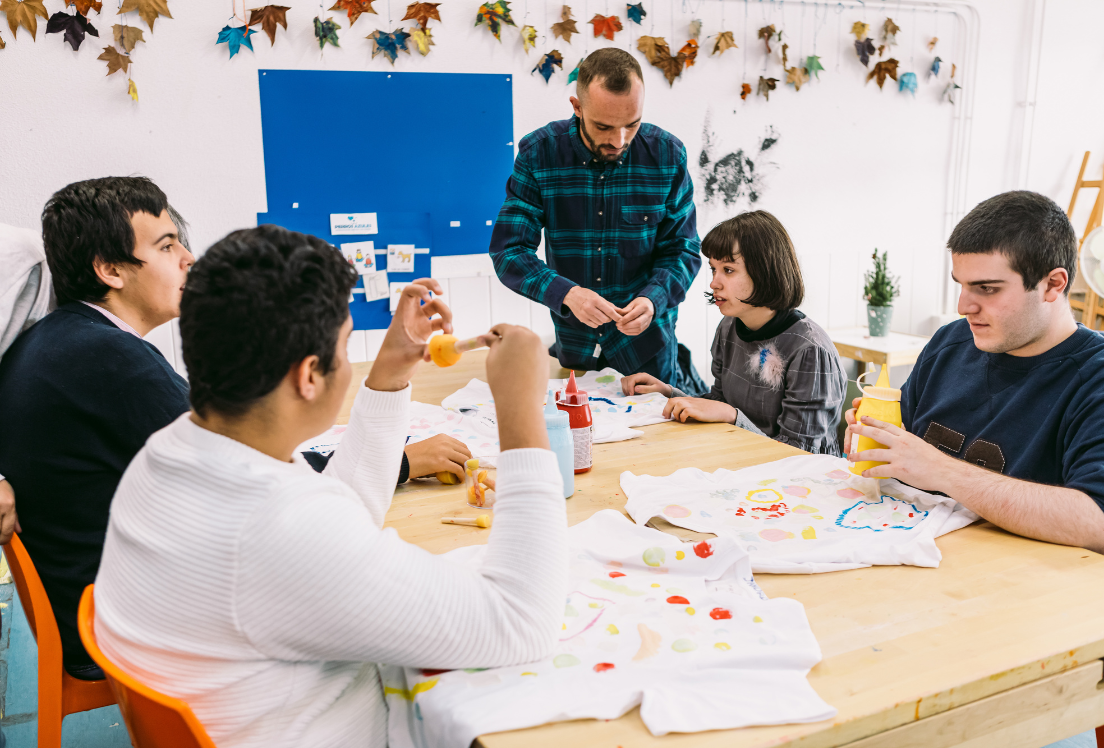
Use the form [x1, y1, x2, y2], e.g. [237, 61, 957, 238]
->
[608, 571, 626, 578]
[671, 638, 697, 652]
[758, 528, 794, 542]
[675, 550, 685, 560]
[709, 607, 732, 620]
[663, 504, 691, 518]
[593, 662, 616, 672]
[693, 541, 713, 558]
[714, 642, 731, 651]
[553, 654, 581, 668]
[642, 547, 666, 567]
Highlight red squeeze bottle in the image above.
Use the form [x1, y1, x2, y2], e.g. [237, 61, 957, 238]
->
[556, 371, 593, 474]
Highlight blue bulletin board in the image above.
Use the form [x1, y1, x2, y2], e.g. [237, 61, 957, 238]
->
[256, 69, 515, 330]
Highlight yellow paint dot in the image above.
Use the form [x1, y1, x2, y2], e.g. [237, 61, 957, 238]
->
[606, 624, 619, 635]
[801, 525, 817, 540]
[686, 607, 695, 615]
[562, 623, 567, 630]
[675, 550, 685, 560]
[714, 642, 731, 651]
[651, 583, 661, 588]
[813, 515, 824, 520]
[521, 671, 538, 676]
[588, 602, 603, 608]
[753, 616, 763, 623]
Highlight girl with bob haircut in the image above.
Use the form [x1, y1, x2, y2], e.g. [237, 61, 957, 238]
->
[622, 210, 847, 454]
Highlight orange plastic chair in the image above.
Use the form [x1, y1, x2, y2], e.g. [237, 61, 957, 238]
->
[77, 585, 217, 748]
[2, 533, 116, 748]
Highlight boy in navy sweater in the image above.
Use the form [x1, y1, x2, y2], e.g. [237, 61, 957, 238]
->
[846, 191, 1104, 554]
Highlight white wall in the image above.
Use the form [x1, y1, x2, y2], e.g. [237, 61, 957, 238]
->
[1, 0, 1098, 383]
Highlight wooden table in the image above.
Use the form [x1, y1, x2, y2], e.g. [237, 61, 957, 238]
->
[829, 326, 932, 376]
[345, 352, 1104, 748]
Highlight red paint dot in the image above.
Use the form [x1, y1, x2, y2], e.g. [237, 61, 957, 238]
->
[666, 595, 690, 605]
[883, 523, 888, 527]
[421, 668, 450, 676]
[909, 513, 914, 517]
[593, 662, 615, 672]
[608, 571, 626, 578]
[693, 541, 714, 558]
[709, 607, 732, 620]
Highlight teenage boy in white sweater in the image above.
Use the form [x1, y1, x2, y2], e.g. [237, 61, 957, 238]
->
[93, 225, 568, 748]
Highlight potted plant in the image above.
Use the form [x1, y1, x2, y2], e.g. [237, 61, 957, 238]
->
[863, 249, 900, 337]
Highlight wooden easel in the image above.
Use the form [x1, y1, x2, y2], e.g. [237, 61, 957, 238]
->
[1067, 151, 1104, 330]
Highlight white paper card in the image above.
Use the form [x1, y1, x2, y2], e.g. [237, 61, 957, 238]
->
[329, 212, 378, 235]
[387, 244, 416, 273]
[364, 271, 389, 303]
[340, 241, 375, 274]
[389, 282, 406, 313]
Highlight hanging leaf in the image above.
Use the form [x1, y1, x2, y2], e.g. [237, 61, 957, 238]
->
[567, 58, 580, 83]
[46, 11, 98, 49]
[757, 75, 777, 100]
[475, 0, 514, 41]
[805, 54, 824, 79]
[329, 0, 376, 25]
[65, 0, 101, 15]
[652, 53, 684, 85]
[740, 82, 752, 100]
[216, 24, 254, 58]
[929, 55, 941, 78]
[882, 17, 899, 46]
[409, 25, 433, 54]
[927, 36, 938, 51]
[625, 2, 644, 24]
[780, 41, 788, 68]
[687, 18, 700, 39]
[551, 4, 576, 42]
[850, 21, 868, 40]
[854, 37, 875, 67]
[589, 14, 620, 41]
[943, 79, 961, 104]
[0, 30, 6, 47]
[247, 5, 288, 45]
[116, 0, 171, 32]
[401, 2, 440, 29]
[710, 30, 734, 55]
[877, 44, 885, 58]
[532, 48, 562, 82]
[785, 65, 808, 91]
[898, 71, 917, 96]
[866, 57, 898, 89]
[97, 44, 129, 74]
[313, 16, 340, 48]
[367, 27, 410, 64]
[112, 22, 143, 51]
[1, 0, 48, 39]
[678, 38, 697, 67]
[127, 77, 137, 100]
[756, 24, 774, 53]
[520, 23, 537, 52]
[636, 34, 666, 64]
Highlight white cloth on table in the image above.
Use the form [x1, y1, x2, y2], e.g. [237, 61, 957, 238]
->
[382, 510, 836, 748]
[622, 454, 977, 574]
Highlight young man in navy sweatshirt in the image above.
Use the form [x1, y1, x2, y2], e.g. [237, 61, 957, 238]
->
[846, 190, 1104, 554]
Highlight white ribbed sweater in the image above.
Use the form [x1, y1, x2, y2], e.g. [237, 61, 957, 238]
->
[94, 382, 568, 748]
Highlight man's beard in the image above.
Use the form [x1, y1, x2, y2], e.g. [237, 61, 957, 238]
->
[579, 114, 625, 162]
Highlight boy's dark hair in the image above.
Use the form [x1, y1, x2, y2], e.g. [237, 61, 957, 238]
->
[701, 210, 804, 310]
[948, 190, 1078, 293]
[41, 176, 171, 306]
[180, 225, 358, 418]
[577, 48, 643, 97]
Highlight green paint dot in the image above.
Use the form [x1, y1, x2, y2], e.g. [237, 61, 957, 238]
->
[642, 547, 666, 567]
[595, 375, 615, 384]
[553, 654, 581, 668]
[564, 604, 578, 617]
[671, 638, 697, 653]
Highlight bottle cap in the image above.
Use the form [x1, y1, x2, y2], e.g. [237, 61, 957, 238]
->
[561, 371, 588, 406]
[858, 366, 902, 401]
[544, 389, 568, 428]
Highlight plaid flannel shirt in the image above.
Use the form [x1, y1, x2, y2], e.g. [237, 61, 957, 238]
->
[489, 116, 701, 373]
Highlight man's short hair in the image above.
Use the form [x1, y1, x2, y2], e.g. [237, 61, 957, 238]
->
[576, 48, 643, 97]
[701, 210, 805, 311]
[42, 176, 171, 306]
[948, 191, 1078, 293]
[180, 225, 358, 418]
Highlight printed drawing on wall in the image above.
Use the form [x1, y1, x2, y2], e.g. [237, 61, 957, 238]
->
[698, 110, 780, 209]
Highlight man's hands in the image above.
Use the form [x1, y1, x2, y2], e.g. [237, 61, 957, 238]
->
[0, 480, 20, 546]
[846, 415, 956, 491]
[616, 297, 654, 337]
[405, 435, 472, 481]
[564, 286, 623, 328]
[663, 397, 737, 424]
[368, 279, 455, 392]
[621, 372, 673, 397]
[485, 324, 550, 451]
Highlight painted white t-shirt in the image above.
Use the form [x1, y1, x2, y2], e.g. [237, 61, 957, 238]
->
[622, 454, 977, 574]
[382, 510, 836, 748]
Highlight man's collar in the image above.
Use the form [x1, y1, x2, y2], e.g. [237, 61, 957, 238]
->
[569, 115, 630, 170]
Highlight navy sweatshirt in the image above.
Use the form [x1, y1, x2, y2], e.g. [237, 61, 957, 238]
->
[902, 318, 1104, 512]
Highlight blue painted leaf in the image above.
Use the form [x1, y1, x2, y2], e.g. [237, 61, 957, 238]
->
[930, 56, 941, 78]
[626, 3, 645, 24]
[313, 16, 342, 49]
[216, 24, 255, 58]
[367, 27, 411, 64]
[567, 60, 580, 84]
[898, 71, 917, 96]
[532, 48, 563, 83]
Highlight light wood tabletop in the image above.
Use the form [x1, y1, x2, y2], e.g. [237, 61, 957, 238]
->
[345, 352, 1104, 748]
[828, 326, 932, 375]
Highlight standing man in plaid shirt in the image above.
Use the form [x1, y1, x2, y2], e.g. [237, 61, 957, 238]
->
[490, 48, 704, 393]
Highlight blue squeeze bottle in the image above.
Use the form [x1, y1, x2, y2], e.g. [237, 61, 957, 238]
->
[544, 390, 575, 499]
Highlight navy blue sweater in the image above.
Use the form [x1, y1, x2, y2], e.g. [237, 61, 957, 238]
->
[902, 318, 1104, 512]
[0, 303, 190, 669]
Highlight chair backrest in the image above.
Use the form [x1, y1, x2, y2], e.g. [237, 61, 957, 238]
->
[4, 533, 57, 649]
[77, 586, 217, 748]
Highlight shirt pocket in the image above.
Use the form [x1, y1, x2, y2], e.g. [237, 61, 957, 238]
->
[619, 204, 665, 256]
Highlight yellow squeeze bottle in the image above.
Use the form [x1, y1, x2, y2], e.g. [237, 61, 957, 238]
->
[849, 365, 903, 475]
